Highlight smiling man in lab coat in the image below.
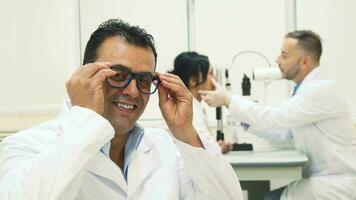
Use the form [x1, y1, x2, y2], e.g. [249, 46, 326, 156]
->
[0, 19, 243, 200]
[200, 30, 356, 200]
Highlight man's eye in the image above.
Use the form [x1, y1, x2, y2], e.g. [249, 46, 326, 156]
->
[113, 73, 129, 81]
[139, 77, 152, 88]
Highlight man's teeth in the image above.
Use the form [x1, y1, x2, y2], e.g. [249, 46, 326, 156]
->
[117, 103, 134, 110]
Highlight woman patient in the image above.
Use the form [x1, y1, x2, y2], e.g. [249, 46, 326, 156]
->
[169, 51, 232, 154]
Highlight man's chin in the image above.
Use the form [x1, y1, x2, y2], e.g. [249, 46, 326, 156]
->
[108, 116, 137, 135]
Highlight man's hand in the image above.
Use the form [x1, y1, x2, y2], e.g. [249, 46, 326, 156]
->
[157, 72, 203, 147]
[66, 62, 116, 115]
[198, 79, 231, 107]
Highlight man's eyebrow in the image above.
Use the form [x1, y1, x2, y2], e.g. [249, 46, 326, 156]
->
[111, 64, 130, 71]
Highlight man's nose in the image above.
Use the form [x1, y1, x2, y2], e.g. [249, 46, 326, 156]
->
[121, 79, 140, 97]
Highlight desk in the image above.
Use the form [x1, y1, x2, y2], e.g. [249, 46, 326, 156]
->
[224, 150, 308, 200]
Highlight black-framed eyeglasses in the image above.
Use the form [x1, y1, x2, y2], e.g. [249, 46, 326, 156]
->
[106, 65, 160, 95]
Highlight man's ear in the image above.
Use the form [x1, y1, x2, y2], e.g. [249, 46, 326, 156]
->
[301, 55, 314, 71]
[303, 55, 312, 65]
[301, 55, 313, 70]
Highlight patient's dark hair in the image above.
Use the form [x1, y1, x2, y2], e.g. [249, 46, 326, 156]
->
[169, 51, 210, 88]
[286, 30, 322, 65]
[83, 19, 157, 66]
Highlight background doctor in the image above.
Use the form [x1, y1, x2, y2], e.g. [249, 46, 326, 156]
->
[169, 51, 233, 154]
[199, 30, 356, 200]
[0, 19, 243, 200]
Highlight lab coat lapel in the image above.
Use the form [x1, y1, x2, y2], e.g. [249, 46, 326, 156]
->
[297, 67, 321, 94]
[127, 134, 155, 197]
[86, 151, 128, 193]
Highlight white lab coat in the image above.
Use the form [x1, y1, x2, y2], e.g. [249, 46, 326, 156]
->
[0, 104, 243, 200]
[192, 97, 220, 153]
[228, 67, 356, 199]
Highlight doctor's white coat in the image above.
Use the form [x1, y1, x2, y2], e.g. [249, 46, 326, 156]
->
[228, 67, 356, 199]
[0, 105, 243, 200]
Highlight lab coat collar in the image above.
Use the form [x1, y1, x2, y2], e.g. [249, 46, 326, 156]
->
[57, 100, 72, 120]
[299, 67, 321, 86]
[137, 129, 153, 153]
[127, 130, 156, 197]
[293, 67, 321, 95]
[86, 151, 128, 193]
[86, 127, 155, 197]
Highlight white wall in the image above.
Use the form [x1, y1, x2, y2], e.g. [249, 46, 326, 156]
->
[0, 0, 80, 131]
[296, 0, 356, 121]
[0, 0, 80, 114]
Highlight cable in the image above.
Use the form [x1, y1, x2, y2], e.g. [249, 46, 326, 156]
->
[231, 50, 271, 67]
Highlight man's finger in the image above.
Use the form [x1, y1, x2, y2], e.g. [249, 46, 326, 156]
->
[160, 72, 180, 79]
[158, 82, 169, 106]
[91, 68, 117, 84]
[159, 73, 183, 86]
[156, 71, 171, 106]
[160, 80, 181, 94]
[82, 62, 112, 78]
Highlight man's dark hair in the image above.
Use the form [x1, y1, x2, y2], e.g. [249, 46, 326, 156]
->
[83, 19, 157, 66]
[170, 51, 210, 88]
[286, 30, 322, 65]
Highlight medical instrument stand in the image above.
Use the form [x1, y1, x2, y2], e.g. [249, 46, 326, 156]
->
[216, 69, 224, 141]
